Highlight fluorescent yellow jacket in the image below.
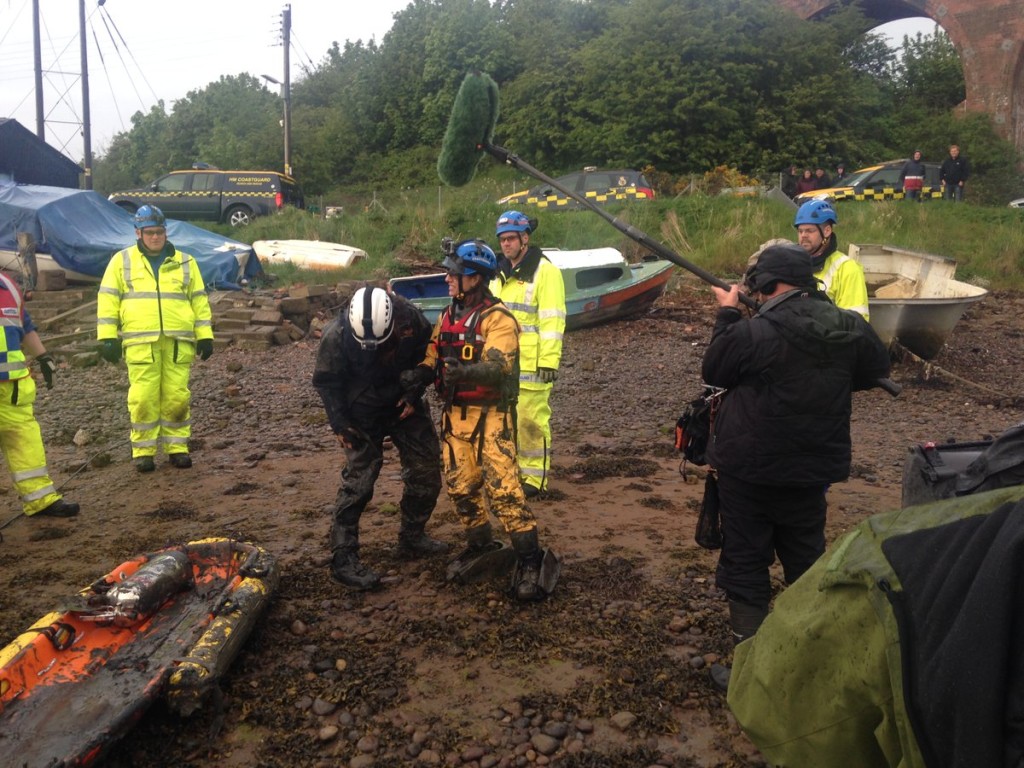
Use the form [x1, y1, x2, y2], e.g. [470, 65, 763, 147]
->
[816, 249, 870, 320]
[490, 247, 566, 380]
[97, 243, 214, 347]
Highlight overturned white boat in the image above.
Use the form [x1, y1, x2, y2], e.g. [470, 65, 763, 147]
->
[252, 240, 367, 271]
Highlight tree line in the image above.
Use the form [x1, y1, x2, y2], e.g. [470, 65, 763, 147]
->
[92, 0, 1020, 204]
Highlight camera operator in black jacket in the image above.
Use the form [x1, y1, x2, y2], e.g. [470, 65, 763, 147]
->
[701, 244, 890, 687]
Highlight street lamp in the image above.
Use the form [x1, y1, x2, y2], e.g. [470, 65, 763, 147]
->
[261, 73, 292, 177]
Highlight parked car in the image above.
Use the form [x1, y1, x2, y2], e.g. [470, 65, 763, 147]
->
[497, 167, 655, 209]
[794, 160, 943, 204]
[108, 165, 304, 226]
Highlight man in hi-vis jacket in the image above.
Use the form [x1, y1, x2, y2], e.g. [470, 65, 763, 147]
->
[97, 205, 213, 472]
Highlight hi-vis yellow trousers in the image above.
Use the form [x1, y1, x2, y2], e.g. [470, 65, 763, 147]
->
[0, 375, 61, 514]
[125, 335, 194, 458]
[517, 383, 553, 492]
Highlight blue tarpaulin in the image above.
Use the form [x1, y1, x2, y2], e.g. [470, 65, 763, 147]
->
[0, 183, 259, 290]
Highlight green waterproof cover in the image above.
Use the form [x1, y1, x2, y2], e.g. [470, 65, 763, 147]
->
[727, 484, 1024, 767]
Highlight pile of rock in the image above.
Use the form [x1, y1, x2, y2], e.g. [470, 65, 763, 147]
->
[208, 281, 359, 350]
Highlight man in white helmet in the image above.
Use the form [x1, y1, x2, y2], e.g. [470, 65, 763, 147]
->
[313, 285, 446, 590]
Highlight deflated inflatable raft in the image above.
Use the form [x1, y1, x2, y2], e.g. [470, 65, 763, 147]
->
[0, 537, 279, 767]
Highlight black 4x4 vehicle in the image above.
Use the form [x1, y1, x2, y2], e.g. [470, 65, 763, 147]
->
[108, 165, 304, 226]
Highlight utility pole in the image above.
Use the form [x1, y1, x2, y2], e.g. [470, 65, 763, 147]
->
[32, 0, 44, 139]
[79, 0, 93, 189]
[282, 4, 292, 177]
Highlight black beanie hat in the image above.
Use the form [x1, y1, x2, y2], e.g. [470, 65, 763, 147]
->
[744, 243, 816, 293]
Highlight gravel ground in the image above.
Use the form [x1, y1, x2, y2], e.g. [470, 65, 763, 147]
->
[2, 276, 1023, 767]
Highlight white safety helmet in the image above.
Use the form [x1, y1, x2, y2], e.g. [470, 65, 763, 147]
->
[348, 287, 394, 350]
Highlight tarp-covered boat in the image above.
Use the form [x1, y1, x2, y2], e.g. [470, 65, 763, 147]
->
[0, 538, 279, 767]
[390, 247, 673, 330]
[0, 183, 260, 289]
[849, 243, 988, 360]
[253, 239, 367, 270]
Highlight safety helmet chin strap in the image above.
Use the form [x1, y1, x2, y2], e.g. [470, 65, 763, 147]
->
[454, 273, 485, 307]
[514, 234, 528, 259]
[809, 229, 836, 269]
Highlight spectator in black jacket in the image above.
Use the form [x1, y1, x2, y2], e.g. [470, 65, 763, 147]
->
[813, 167, 832, 190]
[900, 150, 927, 202]
[313, 287, 447, 591]
[701, 244, 890, 689]
[781, 165, 799, 199]
[940, 144, 970, 202]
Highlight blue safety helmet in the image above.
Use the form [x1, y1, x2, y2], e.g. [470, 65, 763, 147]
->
[496, 210, 532, 236]
[443, 239, 498, 279]
[134, 204, 166, 230]
[793, 200, 837, 228]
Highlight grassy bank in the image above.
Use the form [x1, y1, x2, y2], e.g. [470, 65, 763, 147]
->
[210, 183, 1024, 291]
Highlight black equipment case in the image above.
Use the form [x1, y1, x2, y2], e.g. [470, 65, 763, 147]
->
[902, 423, 1024, 507]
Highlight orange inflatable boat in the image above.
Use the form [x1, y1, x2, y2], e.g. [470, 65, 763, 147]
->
[0, 537, 279, 767]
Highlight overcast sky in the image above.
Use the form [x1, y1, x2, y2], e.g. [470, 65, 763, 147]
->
[0, 1, 936, 163]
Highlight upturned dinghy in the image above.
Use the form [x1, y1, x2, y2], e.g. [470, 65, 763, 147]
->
[0, 538, 279, 767]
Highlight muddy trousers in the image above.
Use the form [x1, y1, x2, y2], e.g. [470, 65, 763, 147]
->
[714, 473, 827, 610]
[125, 336, 193, 458]
[442, 403, 536, 537]
[0, 376, 61, 514]
[516, 382, 553, 492]
[331, 409, 442, 553]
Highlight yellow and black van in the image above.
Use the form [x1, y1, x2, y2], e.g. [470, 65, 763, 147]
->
[795, 160, 942, 204]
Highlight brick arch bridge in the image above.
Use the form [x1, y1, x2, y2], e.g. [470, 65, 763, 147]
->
[778, 0, 1024, 150]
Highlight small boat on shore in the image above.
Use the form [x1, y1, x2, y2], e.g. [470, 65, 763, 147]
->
[0, 537, 279, 767]
[252, 239, 367, 270]
[389, 247, 674, 330]
[849, 243, 988, 360]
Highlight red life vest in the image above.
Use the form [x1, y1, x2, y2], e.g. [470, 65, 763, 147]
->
[436, 298, 504, 405]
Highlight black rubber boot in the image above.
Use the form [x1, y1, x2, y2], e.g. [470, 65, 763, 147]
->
[34, 498, 79, 518]
[330, 549, 381, 591]
[446, 523, 516, 584]
[396, 524, 449, 560]
[729, 599, 768, 644]
[709, 600, 769, 692]
[510, 529, 545, 602]
[451, 521, 496, 560]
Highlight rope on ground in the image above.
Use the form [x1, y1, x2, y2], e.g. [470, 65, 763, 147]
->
[896, 342, 1022, 402]
[0, 438, 131, 542]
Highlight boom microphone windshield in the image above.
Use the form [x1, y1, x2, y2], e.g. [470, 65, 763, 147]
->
[437, 72, 500, 187]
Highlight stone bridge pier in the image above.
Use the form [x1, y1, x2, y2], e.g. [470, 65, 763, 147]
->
[779, 0, 1024, 151]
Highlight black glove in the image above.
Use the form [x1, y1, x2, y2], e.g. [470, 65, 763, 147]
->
[537, 367, 558, 384]
[399, 366, 433, 391]
[37, 353, 56, 389]
[196, 339, 214, 361]
[100, 338, 122, 364]
[442, 357, 465, 385]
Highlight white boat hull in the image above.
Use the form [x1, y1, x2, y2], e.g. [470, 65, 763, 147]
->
[849, 243, 988, 360]
[252, 240, 366, 270]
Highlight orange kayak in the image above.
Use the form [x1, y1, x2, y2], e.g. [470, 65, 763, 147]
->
[0, 537, 279, 767]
